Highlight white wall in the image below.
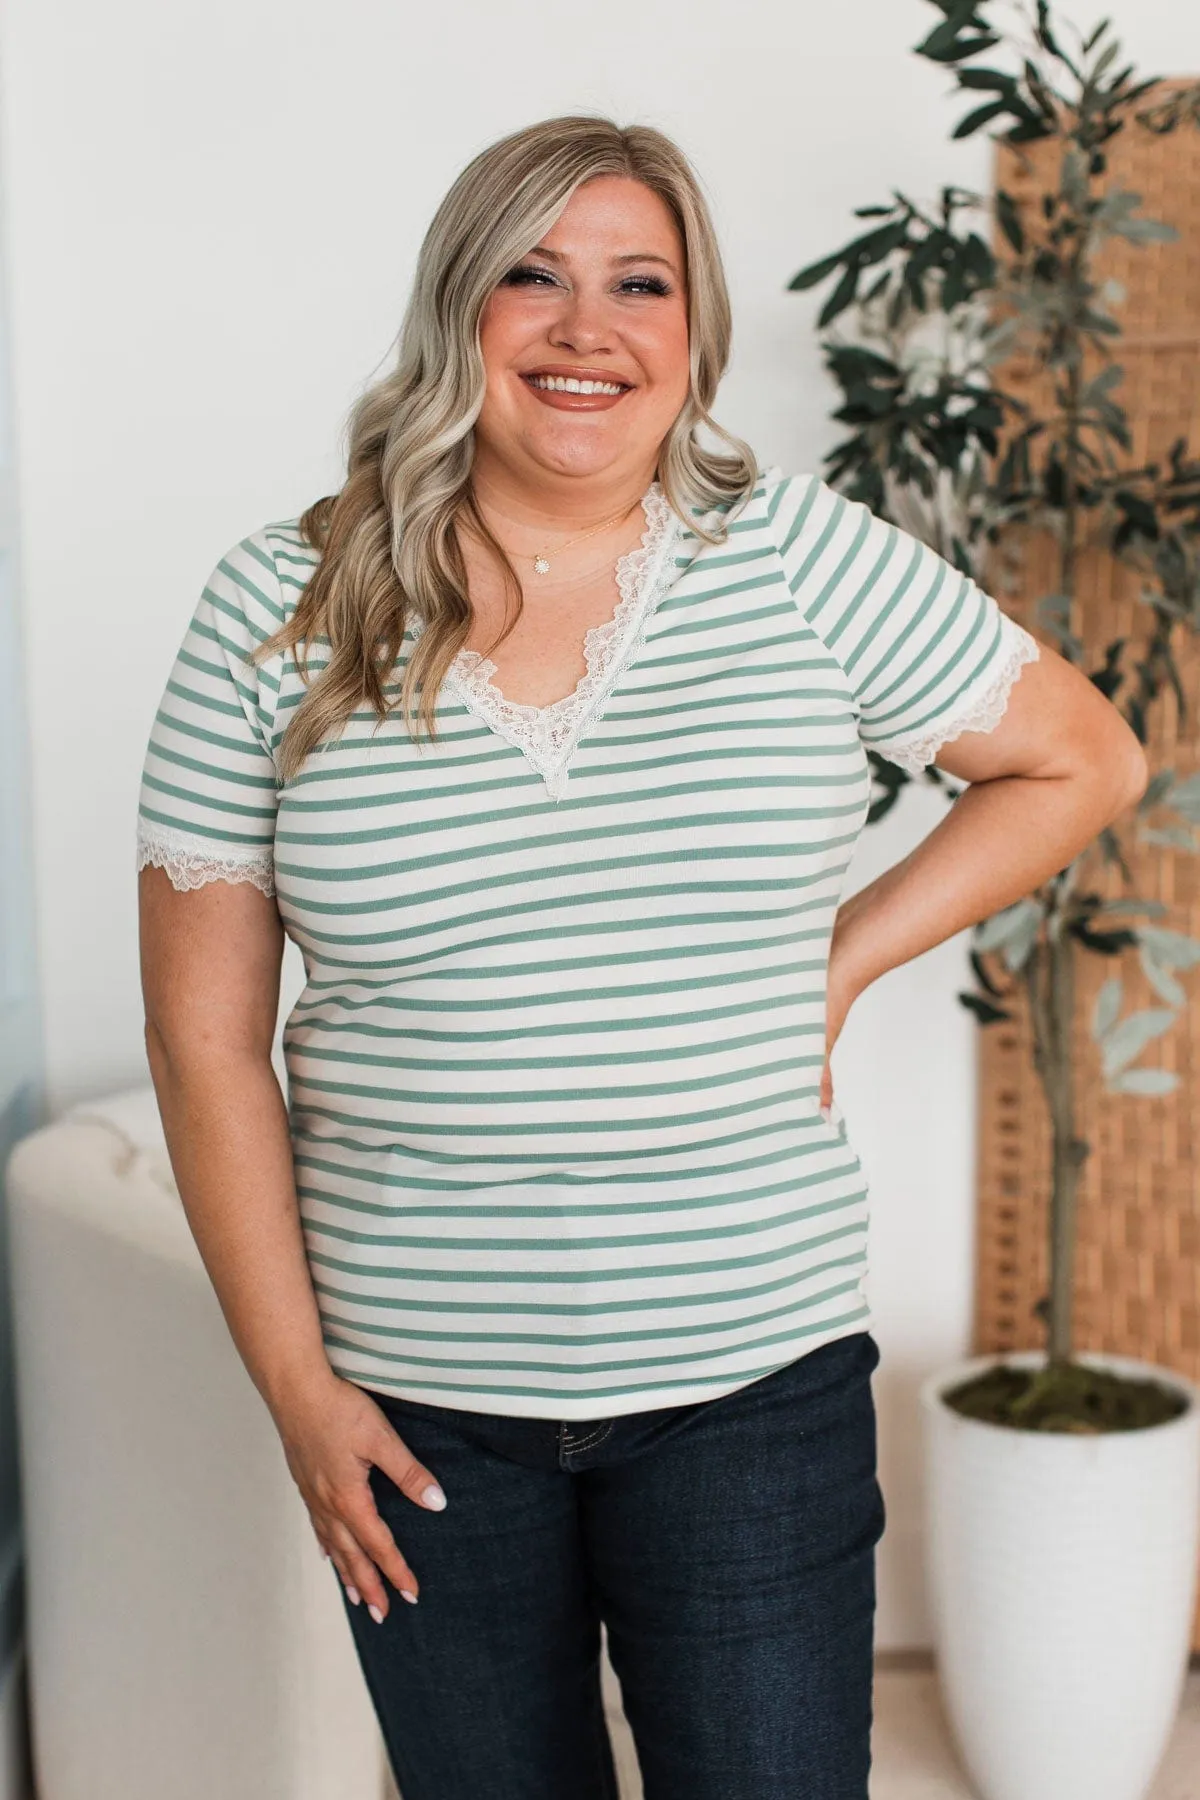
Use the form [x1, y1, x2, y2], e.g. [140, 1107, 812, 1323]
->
[2, 0, 1194, 1654]
[0, 56, 45, 1796]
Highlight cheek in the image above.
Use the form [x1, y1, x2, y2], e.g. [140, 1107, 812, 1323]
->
[477, 295, 531, 387]
[645, 320, 692, 409]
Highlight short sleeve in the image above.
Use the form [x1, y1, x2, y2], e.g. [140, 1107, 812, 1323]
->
[764, 469, 1041, 774]
[136, 530, 287, 896]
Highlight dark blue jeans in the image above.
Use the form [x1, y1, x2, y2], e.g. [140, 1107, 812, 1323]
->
[338, 1329, 885, 1800]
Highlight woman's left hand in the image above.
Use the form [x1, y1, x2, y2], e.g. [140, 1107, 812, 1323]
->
[820, 954, 862, 1114]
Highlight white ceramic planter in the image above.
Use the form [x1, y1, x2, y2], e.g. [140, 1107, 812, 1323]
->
[919, 1349, 1200, 1800]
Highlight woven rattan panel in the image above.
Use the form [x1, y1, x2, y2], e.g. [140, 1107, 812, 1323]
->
[973, 83, 1200, 1647]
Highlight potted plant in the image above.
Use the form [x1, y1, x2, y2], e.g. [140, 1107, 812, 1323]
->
[789, 6, 1200, 1798]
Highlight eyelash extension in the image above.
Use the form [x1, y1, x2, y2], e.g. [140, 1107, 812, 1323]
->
[501, 263, 672, 296]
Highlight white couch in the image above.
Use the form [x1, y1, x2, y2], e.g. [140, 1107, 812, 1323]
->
[5, 1085, 395, 1800]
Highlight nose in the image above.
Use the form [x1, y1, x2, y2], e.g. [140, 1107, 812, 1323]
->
[546, 285, 616, 356]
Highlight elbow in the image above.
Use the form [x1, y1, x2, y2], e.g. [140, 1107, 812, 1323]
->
[1067, 722, 1149, 827]
[1115, 734, 1151, 811]
[143, 1011, 274, 1078]
[143, 1016, 172, 1078]
[143, 1016, 192, 1084]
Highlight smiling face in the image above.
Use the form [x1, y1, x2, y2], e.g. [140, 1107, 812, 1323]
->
[472, 174, 691, 500]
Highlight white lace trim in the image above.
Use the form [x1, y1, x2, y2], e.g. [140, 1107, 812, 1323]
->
[136, 822, 276, 897]
[880, 618, 1041, 775]
[443, 484, 684, 800]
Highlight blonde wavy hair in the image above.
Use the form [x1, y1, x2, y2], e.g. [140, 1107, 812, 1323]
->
[254, 113, 759, 781]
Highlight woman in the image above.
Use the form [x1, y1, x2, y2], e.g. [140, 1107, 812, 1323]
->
[136, 115, 1146, 1799]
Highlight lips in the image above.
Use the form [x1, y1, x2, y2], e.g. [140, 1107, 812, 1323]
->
[521, 364, 635, 392]
[518, 366, 636, 412]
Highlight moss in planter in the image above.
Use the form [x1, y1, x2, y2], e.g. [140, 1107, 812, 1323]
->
[943, 1360, 1188, 1433]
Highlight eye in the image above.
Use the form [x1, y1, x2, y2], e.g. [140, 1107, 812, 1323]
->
[498, 263, 673, 296]
[500, 263, 558, 287]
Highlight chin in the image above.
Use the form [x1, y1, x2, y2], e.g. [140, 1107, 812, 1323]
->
[525, 434, 633, 480]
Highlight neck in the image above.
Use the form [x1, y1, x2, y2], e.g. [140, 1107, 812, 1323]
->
[469, 448, 658, 539]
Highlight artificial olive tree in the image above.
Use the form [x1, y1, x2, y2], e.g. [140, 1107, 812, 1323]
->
[790, 0, 1200, 1425]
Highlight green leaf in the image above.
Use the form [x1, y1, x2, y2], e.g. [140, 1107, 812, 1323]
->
[916, 4, 999, 62]
[1092, 40, 1121, 81]
[1140, 948, 1186, 1008]
[1007, 116, 1056, 144]
[1109, 1067, 1179, 1097]
[958, 67, 1015, 92]
[1093, 898, 1167, 916]
[1108, 216, 1179, 245]
[967, 948, 1006, 999]
[787, 250, 846, 292]
[1080, 308, 1122, 337]
[1164, 772, 1200, 823]
[818, 261, 860, 328]
[1023, 58, 1059, 122]
[1139, 825, 1200, 851]
[916, 3, 974, 58]
[1114, 489, 1160, 540]
[1099, 1007, 1176, 1078]
[1138, 927, 1200, 968]
[1004, 909, 1042, 972]
[952, 98, 1011, 139]
[975, 897, 1043, 954]
[995, 189, 1025, 253]
[839, 220, 912, 265]
[1074, 922, 1140, 959]
[1082, 363, 1125, 401]
[1120, 76, 1164, 108]
[958, 992, 1013, 1025]
[1035, 0, 1064, 60]
[1091, 975, 1123, 1040]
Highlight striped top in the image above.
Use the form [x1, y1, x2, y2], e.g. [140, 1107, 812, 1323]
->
[136, 464, 1040, 1419]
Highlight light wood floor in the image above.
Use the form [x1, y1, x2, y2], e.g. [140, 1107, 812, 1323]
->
[601, 1650, 1200, 1799]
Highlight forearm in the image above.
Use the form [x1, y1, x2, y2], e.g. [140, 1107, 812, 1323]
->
[144, 1025, 336, 1419]
[831, 766, 1140, 998]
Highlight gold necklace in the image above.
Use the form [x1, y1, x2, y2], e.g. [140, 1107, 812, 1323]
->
[509, 497, 644, 576]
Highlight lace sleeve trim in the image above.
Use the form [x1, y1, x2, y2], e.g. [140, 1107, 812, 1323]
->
[878, 619, 1041, 776]
[136, 822, 276, 897]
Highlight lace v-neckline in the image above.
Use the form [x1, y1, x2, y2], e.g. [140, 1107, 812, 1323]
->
[442, 482, 683, 801]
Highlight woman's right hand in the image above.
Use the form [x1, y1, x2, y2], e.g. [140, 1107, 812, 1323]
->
[270, 1369, 448, 1622]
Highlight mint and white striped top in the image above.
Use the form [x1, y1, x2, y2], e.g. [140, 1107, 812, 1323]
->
[136, 464, 1040, 1418]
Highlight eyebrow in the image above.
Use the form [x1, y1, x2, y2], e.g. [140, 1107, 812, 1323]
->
[526, 245, 680, 272]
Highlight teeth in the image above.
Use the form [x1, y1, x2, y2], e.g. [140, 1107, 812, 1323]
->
[528, 374, 627, 395]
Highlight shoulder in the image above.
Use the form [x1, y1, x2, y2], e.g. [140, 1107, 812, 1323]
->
[695, 464, 816, 519]
[678, 465, 826, 553]
[755, 463, 812, 502]
[747, 468, 913, 609]
[259, 517, 322, 601]
[753, 465, 842, 546]
[697, 465, 836, 556]
[746, 464, 822, 505]
[204, 516, 320, 643]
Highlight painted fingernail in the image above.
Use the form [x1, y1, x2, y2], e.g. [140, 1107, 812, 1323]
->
[422, 1484, 447, 1510]
[401, 1589, 419, 1605]
[368, 1604, 384, 1624]
[346, 1584, 361, 1606]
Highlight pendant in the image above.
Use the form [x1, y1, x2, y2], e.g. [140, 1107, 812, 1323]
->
[533, 556, 550, 575]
